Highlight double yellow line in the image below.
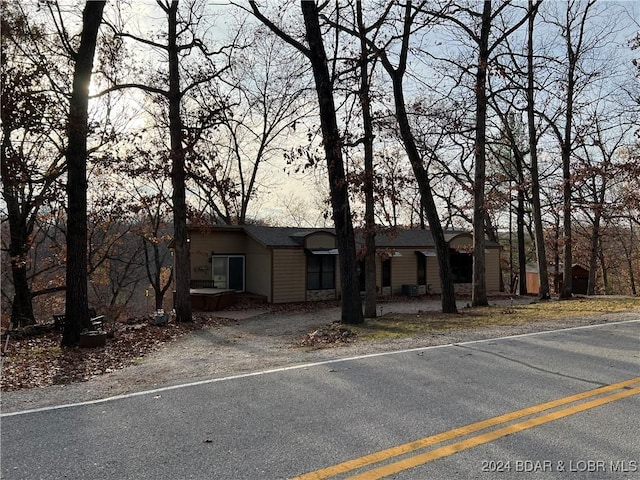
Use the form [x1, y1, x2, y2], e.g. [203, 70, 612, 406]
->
[293, 377, 640, 480]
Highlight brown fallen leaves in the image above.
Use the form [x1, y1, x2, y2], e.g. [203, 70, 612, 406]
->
[295, 321, 356, 348]
[0, 315, 233, 391]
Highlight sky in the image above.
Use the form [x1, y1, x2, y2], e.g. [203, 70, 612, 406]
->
[6, 0, 638, 229]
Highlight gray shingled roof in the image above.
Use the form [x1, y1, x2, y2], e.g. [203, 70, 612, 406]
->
[243, 225, 334, 247]
[239, 225, 500, 249]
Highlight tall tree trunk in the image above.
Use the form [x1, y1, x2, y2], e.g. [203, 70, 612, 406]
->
[597, 242, 610, 294]
[62, 0, 106, 347]
[559, 4, 582, 300]
[527, 0, 550, 300]
[516, 183, 527, 295]
[301, 1, 363, 324]
[587, 211, 601, 295]
[560, 158, 573, 299]
[625, 222, 637, 295]
[472, 0, 492, 307]
[7, 217, 35, 328]
[393, 84, 456, 313]
[167, 0, 192, 322]
[1, 130, 35, 328]
[553, 217, 561, 294]
[356, 0, 376, 318]
[527, 0, 551, 300]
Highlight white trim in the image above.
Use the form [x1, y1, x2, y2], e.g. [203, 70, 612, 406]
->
[308, 248, 339, 255]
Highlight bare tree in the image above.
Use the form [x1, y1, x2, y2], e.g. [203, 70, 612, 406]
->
[62, 0, 106, 346]
[573, 114, 637, 295]
[249, 1, 364, 324]
[427, 1, 534, 305]
[361, 1, 459, 313]
[540, 0, 599, 299]
[1, 3, 69, 327]
[353, 0, 378, 318]
[102, 0, 234, 322]
[526, 0, 551, 299]
[188, 24, 312, 225]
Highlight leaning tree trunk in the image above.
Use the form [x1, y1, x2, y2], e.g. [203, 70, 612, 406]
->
[301, 1, 363, 324]
[390, 74, 457, 313]
[383, 1, 456, 314]
[62, 0, 106, 347]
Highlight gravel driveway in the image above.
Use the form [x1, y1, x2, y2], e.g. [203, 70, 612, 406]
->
[2, 297, 634, 415]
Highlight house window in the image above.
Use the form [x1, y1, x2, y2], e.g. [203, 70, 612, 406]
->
[417, 254, 426, 285]
[212, 255, 245, 291]
[382, 259, 391, 287]
[450, 250, 472, 283]
[307, 255, 335, 290]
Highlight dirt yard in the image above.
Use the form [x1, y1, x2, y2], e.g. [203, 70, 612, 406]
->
[1, 296, 638, 415]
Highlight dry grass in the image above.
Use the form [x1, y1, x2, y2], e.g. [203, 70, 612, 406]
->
[352, 296, 640, 341]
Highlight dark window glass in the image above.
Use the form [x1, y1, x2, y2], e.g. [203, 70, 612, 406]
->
[307, 255, 335, 290]
[382, 259, 391, 287]
[450, 251, 472, 283]
[417, 254, 426, 285]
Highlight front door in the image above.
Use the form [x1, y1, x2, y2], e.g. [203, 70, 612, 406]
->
[212, 255, 245, 291]
[229, 256, 244, 291]
[212, 257, 228, 289]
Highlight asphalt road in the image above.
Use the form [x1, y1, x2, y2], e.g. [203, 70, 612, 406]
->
[2, 320, 638, 480]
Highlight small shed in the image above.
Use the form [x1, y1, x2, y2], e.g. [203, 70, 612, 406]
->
[525, 265, 541, 295]
[527, 264, 589, 295]
[557, 264, 589, 295]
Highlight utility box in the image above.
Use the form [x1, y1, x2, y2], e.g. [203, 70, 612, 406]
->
[402, 284, 420, 297]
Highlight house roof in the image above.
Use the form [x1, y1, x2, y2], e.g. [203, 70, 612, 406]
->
[243, 225, 335, 247]
[194, 225, 501, 249]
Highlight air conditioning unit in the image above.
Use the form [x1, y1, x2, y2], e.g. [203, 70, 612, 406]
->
[402, 284, 420, 297]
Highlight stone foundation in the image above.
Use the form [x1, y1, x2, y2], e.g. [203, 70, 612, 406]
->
[306, 289, 337, 301]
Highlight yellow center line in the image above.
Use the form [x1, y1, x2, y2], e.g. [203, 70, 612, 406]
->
[347, 386, 640, 480]
[292, 377, 640, 480]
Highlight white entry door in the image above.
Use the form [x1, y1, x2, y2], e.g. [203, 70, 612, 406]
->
[212, 257, 228, 289]
[212, 255, 245, 291]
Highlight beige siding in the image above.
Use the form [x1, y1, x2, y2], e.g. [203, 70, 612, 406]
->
[272, 249, 306, 303]
[189, 230, 272, 292]
[191, 230, 247, 254]
[426, 256, 441, 293]
[190, 232, 214, 282]
[390, 250, 417, 294]
[189, 228, 502, 303]
[305, 233, 336, 249]
[449, 233, 473, 249]
[190, 231, 246, 281]
[246, 253, 272, 301]
[424, 246, 501, 293]
[485, 248, 501, 291]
